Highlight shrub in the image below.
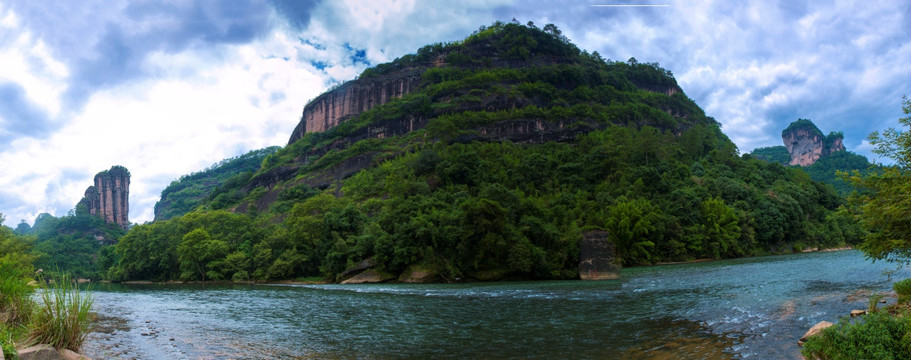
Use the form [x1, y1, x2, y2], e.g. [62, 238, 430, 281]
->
[801, 311, 911, 360]
[0, 254, 35, 325]
[27, 275, 95, 351]
[894, 278, 911, 304]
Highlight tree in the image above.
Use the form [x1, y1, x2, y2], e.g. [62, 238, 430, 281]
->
[853, 96, 911, 262]
[605, 197, 658, 265]
[177, 228, 228, 281]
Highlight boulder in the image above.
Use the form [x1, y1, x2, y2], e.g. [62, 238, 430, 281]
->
[341, 269, 395, 284]
[17, 344, 63, 360]
[59, 349, 91, 360]
[850, 310, 867, 317]
[578, 230, 621, 280]
[798, 321, 834, 346]
[398, 265, 439, 283]
[338, 258, 378, 280]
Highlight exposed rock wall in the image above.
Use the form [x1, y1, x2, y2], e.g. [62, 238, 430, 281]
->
[578, 230, 621, 280]
[783, 128, 845, 166]
[79, 166, 130, 228]
[288, 71, 423, 144]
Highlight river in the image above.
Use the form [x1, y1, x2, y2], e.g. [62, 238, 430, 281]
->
[81, 250, 906, 359]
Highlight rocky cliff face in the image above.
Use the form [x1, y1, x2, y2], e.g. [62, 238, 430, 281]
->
[578, 230, 621, 280]
[288, 70, 424, 145]
[79, 166, 130, 228]
[782, 122, 845, 166]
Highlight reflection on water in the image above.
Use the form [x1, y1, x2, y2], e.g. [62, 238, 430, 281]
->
[82, 250, 905, 359]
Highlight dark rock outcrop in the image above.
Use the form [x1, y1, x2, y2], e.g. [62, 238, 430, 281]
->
[782, 119, 845, 166]
[78, 166, 130, 228]
[578, 230, 621, 280]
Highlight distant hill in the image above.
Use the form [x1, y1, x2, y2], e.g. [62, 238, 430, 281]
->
[153, 147, 280, 221]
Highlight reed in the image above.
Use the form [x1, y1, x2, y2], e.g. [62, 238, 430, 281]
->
[27, 275, 95, 351]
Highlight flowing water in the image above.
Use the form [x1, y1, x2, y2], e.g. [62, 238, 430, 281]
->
[82, 250, 906, 359]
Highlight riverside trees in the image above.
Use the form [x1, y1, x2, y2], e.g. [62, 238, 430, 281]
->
[853, 96, 911, 262]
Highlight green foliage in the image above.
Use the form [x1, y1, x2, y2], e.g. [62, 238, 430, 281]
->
[783, 118, 824, 138]
[26, 210, 125, 279]
[804, 151, 873, 196]
[894, 278, 911, 304]
[27, 275, 94, 352]
[751, 146, 790, 165]
[800, 311, 911, 360]
[852, 96, 911, 262]
[155, 147, 279, 220]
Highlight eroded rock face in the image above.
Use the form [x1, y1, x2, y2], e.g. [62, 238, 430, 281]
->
[288, 71, 423, 145]
[782, 124, 845, 166]
[79, 166, 130, 228]
[578, 230, 621, 280]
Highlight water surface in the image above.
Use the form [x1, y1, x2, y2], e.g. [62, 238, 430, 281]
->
[83, 250, 905, 359]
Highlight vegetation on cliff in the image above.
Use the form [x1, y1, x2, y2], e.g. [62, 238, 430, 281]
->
[104, 22, 860, 283]
[154, 147, 280, 221]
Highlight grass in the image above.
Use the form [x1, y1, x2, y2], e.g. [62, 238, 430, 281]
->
[27, 275, 95, 352]
[0, 255, 36, 325]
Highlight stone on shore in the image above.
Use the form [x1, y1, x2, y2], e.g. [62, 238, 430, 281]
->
[59, 349, 91, 360]
[341, 269, 395, 284]
[17, 344, 62, 360]
[16, 345, 92, 360]
[398, 265, 438, 283]
[850, 310, 867, 317]
[798, 321, 834, 346]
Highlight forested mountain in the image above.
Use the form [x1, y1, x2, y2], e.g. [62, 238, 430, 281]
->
[750, 118, 874, 196]
[107, 22, 861, 283]
[154, 147, 280, 221]
[15, 209, 125, 279]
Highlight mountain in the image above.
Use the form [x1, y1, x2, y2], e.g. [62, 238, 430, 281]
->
[751, 119, 873, 195]
[781, 119, 845, 166]
[109, 22, 860, 283]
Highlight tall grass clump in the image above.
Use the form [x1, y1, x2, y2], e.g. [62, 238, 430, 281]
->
[893, 278, 911, 304]
[27, 275, 95, 352]
[0, 254, 36, 325]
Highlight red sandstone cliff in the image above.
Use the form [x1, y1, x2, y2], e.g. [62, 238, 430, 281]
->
[288, 70, 423, 145]
[79, 166, 130, 228]
[782, 125, 845, 166]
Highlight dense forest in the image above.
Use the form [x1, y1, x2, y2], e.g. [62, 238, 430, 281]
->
[12, 206, 125, 280]
[96, 22, 863, 283]
[154, 147, 280, 221]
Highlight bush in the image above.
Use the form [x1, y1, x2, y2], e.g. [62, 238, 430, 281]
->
[0, 254, 35, 325]
[894, 278, 911, 304]
[801, 311, 911, 360]
[27, 276, 95, 352]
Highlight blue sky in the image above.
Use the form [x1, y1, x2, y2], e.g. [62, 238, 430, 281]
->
[1, 0, 909, 227]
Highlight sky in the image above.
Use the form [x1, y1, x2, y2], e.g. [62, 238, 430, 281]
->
[1, 0, 909, 227]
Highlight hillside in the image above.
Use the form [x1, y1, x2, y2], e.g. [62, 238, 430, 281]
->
[153, 147, 280, 221]
[107, 22, 860, 283]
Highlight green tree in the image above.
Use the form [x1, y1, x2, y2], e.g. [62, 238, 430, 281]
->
[177, 228, 229, 281]
[605, 197, 658, 265]
[853, 96, 911, 262]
